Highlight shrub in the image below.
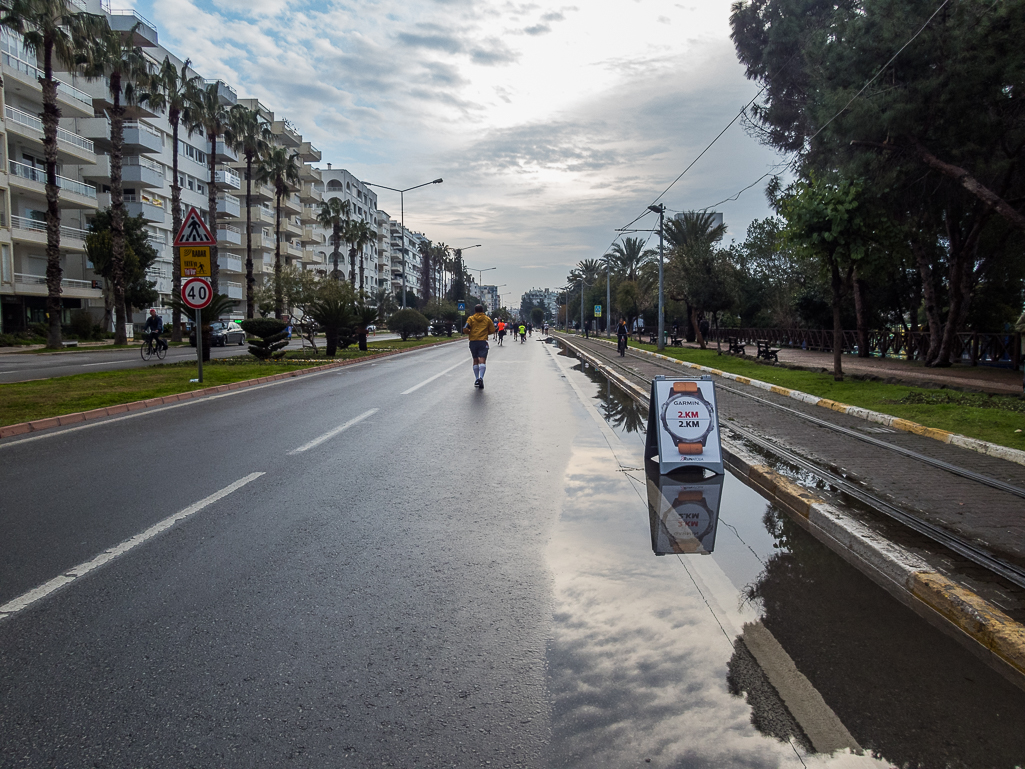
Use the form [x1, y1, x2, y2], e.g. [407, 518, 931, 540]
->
[240, 318, 288, 360]
[68, 310, 95, 341]
[388, 308, 429, 341]
[27, 322, 48, 339]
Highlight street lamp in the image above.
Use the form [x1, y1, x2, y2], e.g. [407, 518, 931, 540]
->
[365, 177, 443, 308]
[466, 265, 496, 300]
[648, 203, 665, 351]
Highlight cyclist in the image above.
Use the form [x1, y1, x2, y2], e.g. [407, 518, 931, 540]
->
[617, 319, 629, 356]
[462, 304, 496, 389]
[518, 323, 526, 343]
[497, 320, 506, 346]
[143, 309, 167, 353]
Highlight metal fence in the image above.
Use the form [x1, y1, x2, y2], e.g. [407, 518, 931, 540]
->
[707, 328, 1023, 369]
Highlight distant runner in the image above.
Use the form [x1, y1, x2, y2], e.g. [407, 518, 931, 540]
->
[497, 320, 507, 346]
[462, 304, 496, 389]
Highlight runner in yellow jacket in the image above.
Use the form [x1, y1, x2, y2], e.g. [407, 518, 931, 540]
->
[462, 304, 497, 389]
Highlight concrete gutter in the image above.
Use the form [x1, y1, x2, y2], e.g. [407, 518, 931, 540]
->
[558, 334, 1025, 689]
[568, 334, 1025, 468]
[0, 339, 460, 442]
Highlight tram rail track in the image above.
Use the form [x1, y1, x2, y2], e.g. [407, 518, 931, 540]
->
[556, 335, 1025, 592]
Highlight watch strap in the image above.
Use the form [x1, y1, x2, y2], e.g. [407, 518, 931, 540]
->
[672, 381, 699, 394]
[677, 442, 703, 455]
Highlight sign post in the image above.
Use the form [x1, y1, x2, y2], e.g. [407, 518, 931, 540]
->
[645, 375, 724, 475]
[175, 208, 218, 384]
[457, 300, 465, 317]
[181, 277, 212, 383]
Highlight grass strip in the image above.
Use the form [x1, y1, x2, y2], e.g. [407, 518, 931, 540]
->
[625, 341, 1025, 452]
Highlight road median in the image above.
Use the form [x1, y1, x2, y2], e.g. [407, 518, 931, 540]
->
[0, 338, 459, 440]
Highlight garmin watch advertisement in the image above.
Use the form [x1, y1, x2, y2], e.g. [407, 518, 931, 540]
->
[646, 471, 725, 556]
[646, 376, 724, 475]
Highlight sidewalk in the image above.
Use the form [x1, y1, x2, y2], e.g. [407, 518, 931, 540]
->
[682, 337, 1021, 395]
[559, 333, 1025, 583]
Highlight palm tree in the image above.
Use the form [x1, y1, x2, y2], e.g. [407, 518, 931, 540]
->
[606, 237, 655, 281]
[317, 197, 350, 282]
[227, 104, 272, 318]
[256, 146, 301, 318]
[138, 56, 201, 340]
[82, 22, 148, 346]
[371, 287, 397, 316]
[345, 218, 374, 296]
[663, 212, 728, 347]
[417, 238, 432, 306]
[190, 81, 232, 294]
[431, 242, 449, 301]
[1, 0, 101, 348]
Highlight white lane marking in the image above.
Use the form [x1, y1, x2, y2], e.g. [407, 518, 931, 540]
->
[83, 360, 124, 367]
[288, 409, 378, 454]
[0, 472, 265, 620]
[401, 360, 465, 394]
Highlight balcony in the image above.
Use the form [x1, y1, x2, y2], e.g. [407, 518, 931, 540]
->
[107, 8, 158, 46]
[213, 168, 241, 191]
[216, 193, 241, 218]
[14, 272, 102, 298]
[81, 155, 164, 188]
[217, 223, 242, 246]
[0, 53, 94, 117]
[122, 121, 163, 154]
[302, 204, 319, 223]
[299, 142, 321, 162]
[282, 193, 301, 215]
[10, 215, 90, 251]
[303, 226, 326, 245]
[96, 191, 165, 223]
[203, 79, 237, 106]
[284, 217, 303, 237]
[207, 136, 238, 162]
[225, 280, 244, 299]
[285, 241, 303, 258]
[4, 106, 95, 163]
[270, 119, 301, 147]
[301, 182, 322, 203]
[218, 254, 243, 273]
[301, 164, 322, 182]
[9, 161, 97, 207]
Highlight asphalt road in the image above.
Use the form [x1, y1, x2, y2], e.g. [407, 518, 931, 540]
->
[1, 336, 1023, 768]
[0, 334, 401, 384]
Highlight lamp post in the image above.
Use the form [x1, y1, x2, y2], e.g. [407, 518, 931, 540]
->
[448, 244, 480, 301]
[365, 177, 443, 308]
[466, 265, 495, 307]
[605, 251, 611, 337]
[648, 203, 665, 351]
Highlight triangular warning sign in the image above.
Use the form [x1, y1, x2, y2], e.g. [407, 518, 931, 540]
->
[173, 207, 217, 247]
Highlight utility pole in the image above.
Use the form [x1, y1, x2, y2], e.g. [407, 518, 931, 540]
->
[648, 204, 665, 351]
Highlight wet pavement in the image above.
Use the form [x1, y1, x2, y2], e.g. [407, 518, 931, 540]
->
[1, 337, 1024, 767]
[549, 345, 1025, 767]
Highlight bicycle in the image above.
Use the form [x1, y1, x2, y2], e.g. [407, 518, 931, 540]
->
[140, 334, 167, 361]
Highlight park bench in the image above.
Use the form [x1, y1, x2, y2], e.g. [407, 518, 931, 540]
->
[727, 337, 746, 355]
[757, 339, 781, 362]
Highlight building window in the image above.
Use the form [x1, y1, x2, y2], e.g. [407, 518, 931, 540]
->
[327, 180, 343, 191]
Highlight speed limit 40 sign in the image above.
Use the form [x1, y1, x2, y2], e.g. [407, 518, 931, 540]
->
[181, 277, 212, 309]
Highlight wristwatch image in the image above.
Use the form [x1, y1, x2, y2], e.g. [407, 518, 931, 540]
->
[671, 490, 717, 543]
[659, 381, 716, 455]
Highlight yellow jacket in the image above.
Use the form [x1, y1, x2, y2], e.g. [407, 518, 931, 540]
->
[463, 313, 496, 341]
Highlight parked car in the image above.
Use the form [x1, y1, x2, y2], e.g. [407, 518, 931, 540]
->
[190, 321, 246, 347]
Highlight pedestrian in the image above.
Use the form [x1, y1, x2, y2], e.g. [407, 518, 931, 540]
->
[584, 319, 591, 339]
[462, 304, 496, 389]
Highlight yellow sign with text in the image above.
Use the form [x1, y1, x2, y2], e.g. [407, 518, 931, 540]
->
[180, 246, 211, 278]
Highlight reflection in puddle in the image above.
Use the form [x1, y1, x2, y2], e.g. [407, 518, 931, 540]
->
[550, 351, 1025, 768]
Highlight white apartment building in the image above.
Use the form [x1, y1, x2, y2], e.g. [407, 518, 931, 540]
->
[0, 1, 325, 331]
[311, 166, 377, 295]
[521, 288, 559, 320]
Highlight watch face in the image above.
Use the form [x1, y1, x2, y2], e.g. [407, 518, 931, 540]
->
[660, 390, 715, 446]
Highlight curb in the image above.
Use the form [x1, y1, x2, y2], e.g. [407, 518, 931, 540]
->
[559, 335, 1025, 686]
[563, 334, 1025, 468]
[0, 339, 459, 441]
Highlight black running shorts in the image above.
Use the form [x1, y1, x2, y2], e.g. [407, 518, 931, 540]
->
[469, 340, 489, 359]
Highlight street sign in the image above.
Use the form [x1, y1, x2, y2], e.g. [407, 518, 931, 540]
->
[181, 277, 212, 309]
[173, 207, 216, 247]
[594, 304, 602, 317]
[181, 246, 211, 278]
[646, 376, 723, 475]
[457, 301, 466, 312]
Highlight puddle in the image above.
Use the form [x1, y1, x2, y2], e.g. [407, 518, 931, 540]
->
[547, 349, 1025, 768]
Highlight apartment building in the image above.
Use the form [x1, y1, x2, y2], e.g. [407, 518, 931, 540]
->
[311, 166, 377, 294]
[0, 22, 101, 332]
[521, 288, 559, 320]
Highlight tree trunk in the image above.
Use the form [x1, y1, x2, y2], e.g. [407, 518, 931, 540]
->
[933, 246, 967, 368]
[325, 327, 337, 357]
[170, 111, 183, 341]
[41, 38, 63, 349]
[830, 257, 845, 381]
[274, 190, 283, 318]
[852, 268, 869, 357]
[207, 130, 219, 294]
[110, 75, 128, 347]
[358, 331, 368, 351]
[245, 153, 254, 318]
[690, 305, 705, 349]
[913, 240, 942, 364]
[359, 251, 365, 298]
[349, 245, 356, 285]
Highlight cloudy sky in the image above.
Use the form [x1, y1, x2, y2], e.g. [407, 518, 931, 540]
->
[135, 0, 786, 304]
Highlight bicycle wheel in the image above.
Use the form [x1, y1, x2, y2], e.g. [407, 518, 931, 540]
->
[156, 343, 167, 360]
[140, 341, 153, 361]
